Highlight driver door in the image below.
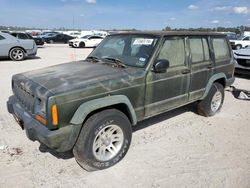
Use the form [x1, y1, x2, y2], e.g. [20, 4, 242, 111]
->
[145, 36, 190, 117]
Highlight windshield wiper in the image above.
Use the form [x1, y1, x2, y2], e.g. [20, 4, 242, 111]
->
[86, 56, 100, 62]
[103, 57, 127, 68]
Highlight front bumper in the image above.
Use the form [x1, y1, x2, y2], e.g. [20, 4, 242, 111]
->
[7, 96, 81, 152]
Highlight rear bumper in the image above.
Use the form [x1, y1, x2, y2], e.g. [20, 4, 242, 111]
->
[7, 96, 81, 152]
[225, 77, 235, 87]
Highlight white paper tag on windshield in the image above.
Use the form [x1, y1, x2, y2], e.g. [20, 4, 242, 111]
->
[133, 38, 154, 45]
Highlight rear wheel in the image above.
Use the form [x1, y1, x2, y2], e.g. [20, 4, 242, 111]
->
[197, 83, 224, 117]
[9, 47, 25, 61]
[73, 109, 132, 171]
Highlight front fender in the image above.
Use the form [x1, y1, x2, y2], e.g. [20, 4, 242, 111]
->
[70, 95, 137, 125]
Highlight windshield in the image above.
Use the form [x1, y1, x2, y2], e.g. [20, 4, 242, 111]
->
[88, 34, 159, 68]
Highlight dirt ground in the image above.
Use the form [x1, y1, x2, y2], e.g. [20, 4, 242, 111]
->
[0, 44, 249, 188]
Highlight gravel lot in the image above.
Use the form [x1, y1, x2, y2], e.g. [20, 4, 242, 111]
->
[0, 44, 249, 188]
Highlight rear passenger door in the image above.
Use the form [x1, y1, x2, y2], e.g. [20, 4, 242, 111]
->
[188, 37, 213, 101]
[145, 36, 190, 117]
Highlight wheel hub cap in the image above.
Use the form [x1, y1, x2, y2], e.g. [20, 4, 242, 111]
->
[211, 91, 222, 112]
[93, 124, 124, 161]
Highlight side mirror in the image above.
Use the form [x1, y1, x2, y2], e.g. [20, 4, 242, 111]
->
[153, 59, 169, 73]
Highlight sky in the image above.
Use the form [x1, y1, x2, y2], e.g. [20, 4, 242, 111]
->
[0, 0, 250, 30]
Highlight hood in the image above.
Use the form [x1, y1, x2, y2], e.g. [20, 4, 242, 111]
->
[13, 61, 145, 96]
[235, 48, 250, 56]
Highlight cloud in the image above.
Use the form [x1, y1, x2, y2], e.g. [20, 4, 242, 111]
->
[169, 17, 176, 21]
[213, 6, 231, 11]
[86, 0, 96, 4]
[210, 20, 220, 24]
[188, 5, 199, 10]
[233, 6, 249, 14]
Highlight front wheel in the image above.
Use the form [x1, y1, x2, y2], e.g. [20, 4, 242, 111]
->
[9, 47, 25, 61]
[197, 83, 224, 117]
[73, 109, 132, 171]
[235, 44, 242, 50]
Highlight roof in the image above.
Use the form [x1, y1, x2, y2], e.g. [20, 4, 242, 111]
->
[110, 31, 226, 37]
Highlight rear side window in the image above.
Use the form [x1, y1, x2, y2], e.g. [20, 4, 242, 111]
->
[157, 37, 185, 67]
[0, 35, 5, 40]
[212, 38, 230, 61]
[189, 37, 210, 63]
[18, 33, 29, 39]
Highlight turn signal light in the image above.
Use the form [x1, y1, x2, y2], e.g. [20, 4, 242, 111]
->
[52, 104, 58, 126]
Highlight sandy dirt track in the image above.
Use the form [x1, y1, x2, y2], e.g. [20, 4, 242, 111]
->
[0, 44, 249, 188]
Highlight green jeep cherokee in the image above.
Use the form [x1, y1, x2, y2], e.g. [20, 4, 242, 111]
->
[7, 32, 235, 171]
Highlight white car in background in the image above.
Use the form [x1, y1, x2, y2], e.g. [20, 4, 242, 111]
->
[0, 32, 37, 61]
[230, 36, 250, 50]
[234, 46, 250, 75]
[69, 35, 104, 48]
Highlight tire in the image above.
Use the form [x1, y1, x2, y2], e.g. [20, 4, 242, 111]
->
[79, 42, 85, 48]
[9, 47, 25, 61]
[235, 44, 242, 50]
[73, 109, 132, 171]
[197, 83, 224, 117]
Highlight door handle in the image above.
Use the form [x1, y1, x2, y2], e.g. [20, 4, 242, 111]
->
[181, 69, 190, 74]
[207, 64, 213, 69]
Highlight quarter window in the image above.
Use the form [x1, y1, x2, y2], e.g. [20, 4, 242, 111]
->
[157, 38, 185, 67]
[18, 33, 29, 39]
[212, 38, 230, 61]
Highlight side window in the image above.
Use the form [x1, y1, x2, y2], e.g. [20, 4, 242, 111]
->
[189, 37, 210, 63]
[157, 37, 185, 67]
[18, 33, 28, 39]
[0, 35, 5, 40]
[189, 38, 203, 62]
[243, 37, 250, 41]
[212, 38, 230, 61]
[11, 33, 17, 37]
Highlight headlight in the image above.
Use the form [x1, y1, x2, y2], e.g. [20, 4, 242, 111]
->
[34, 98, 46, 116]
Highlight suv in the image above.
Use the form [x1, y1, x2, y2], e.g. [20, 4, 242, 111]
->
[7, 32, 235, 171]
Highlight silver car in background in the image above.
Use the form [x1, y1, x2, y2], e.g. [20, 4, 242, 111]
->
[0, 32, 37, 61]
[234, 46, 250, 75]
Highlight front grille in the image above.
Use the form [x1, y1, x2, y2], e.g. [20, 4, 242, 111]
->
[13, 82, 36, 113]
[236, 59, 250, 67]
